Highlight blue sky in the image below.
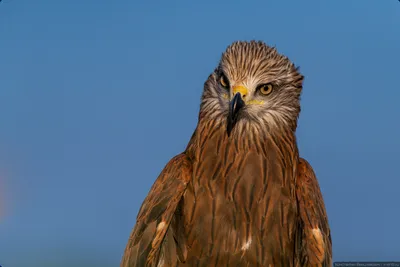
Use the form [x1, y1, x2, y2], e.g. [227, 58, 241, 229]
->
[1, 0, 399, 266]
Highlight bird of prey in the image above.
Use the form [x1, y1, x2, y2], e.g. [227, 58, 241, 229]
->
[121, 41, 332, 267]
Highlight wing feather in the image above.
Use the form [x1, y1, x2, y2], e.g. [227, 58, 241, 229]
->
[120, 153, 192, 267]
[296, 158, 332, 267]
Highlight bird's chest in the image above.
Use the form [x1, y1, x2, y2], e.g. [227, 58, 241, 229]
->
[181, 138, 298, 265]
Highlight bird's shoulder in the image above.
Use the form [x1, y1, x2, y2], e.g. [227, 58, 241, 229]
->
[296, 157, 332, 266]
[120, 153, 192, 267]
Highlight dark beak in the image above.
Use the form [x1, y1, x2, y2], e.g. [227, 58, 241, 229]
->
[227, 92, 245, 136]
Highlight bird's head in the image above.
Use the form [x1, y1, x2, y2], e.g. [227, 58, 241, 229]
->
[201, 41, 304, 136]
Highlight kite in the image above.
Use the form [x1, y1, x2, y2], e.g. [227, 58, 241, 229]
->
[121, 41, 332, 266]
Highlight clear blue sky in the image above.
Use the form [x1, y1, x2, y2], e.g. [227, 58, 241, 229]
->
[0, 0, 399, 266]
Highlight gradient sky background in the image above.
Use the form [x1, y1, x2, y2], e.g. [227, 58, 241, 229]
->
[1, 0, 400, 266]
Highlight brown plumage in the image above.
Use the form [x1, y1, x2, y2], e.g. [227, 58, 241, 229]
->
[121, 41, 332, 267]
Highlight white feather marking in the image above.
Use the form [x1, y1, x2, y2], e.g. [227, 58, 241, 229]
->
[241, 238, 252, 251]
[312, 228, 321, 237]
[312, 228, 323, 245]
[157, 257, 164, 267]
[157, 221, 166, 232]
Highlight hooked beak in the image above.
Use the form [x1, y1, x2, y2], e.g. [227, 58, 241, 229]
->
[227, 92, 245, 136]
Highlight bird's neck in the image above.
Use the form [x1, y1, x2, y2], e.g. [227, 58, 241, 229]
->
[185, 117, 299, 163]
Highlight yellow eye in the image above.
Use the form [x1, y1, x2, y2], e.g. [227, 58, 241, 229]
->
[258, 83, 273, 95]
[219, 74, 229, 89]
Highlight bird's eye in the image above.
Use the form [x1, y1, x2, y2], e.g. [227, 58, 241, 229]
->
[258, 83, 273, 95]
[219, 74, 230, 89]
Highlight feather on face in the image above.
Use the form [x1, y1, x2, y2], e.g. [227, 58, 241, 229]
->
[201, 40, 304, 134]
